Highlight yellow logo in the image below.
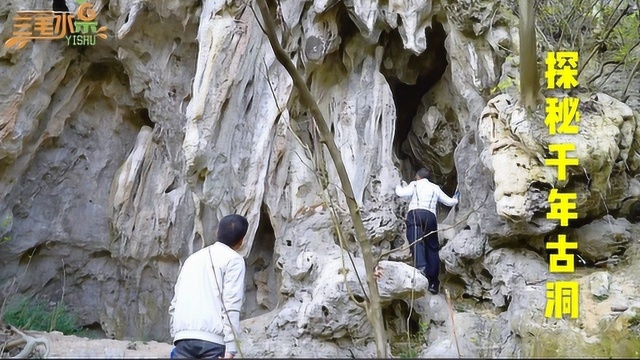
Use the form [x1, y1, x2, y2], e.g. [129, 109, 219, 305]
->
[5, 0, 108, 50]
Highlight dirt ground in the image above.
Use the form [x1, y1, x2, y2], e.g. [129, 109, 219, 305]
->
[28, 331, 174, 358]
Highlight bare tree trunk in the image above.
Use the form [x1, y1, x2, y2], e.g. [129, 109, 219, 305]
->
[254, 0, 388, 357]
[519, 0, 540, 110]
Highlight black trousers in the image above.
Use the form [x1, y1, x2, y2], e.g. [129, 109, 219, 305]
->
[170, 339, 225, 359]
[406, 209, 440, 288]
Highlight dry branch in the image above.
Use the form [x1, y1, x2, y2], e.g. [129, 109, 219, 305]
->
[253, 0, 388, 356]
[445, 289, 461, 358]
[1, 325, 50, 359]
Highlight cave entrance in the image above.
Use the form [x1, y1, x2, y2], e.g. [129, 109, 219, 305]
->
[242, 204, 279, 319]
[381, 18, 450, 186]
[383, 299, 424, 356]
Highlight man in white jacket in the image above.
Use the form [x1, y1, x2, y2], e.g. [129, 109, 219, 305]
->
[169, 214, 248, 359]
[395, 168, 458, 294]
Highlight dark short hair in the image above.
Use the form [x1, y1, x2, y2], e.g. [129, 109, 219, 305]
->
[416, 168, 431, 181]
[217, 214, 249, 247]
[628, 201, 640, 223]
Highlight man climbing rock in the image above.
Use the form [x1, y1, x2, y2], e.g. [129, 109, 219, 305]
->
[169, 214, 248, 359]
[395, 168, 458, 295]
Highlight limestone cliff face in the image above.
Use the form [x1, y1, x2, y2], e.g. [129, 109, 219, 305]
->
[1, 0, 640, 357]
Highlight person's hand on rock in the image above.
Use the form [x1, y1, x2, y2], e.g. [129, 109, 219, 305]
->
[373, 265, 383, 280]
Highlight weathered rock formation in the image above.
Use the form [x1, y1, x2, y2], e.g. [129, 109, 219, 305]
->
[1, 0, 640, 357]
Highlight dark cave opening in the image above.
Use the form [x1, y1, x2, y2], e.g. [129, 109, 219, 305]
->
[242, 204, 279, 319]
[79, 322, 108, 339]
[384, 299, 424, 353]
[325, 5, 456, 192]
[336, 2, 362, 55]
[85, 61, 128, 84]
[381, 18, 450, 184]
[81, 60, 154, 134]
[131, 108, 155, 129]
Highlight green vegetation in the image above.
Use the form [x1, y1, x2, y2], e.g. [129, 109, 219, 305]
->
[600, 3, 640, 63]
[396, 346, 419, 358]
[491, 75, 517, 94]
[525, 318, 640, 357]
[535, 0, 640, 94]
[0, 212, 12, 244]
[2, 295, 80, 334]
[0, 212, 12, 229]
[593, 293, 609, 302]
[392, 321, 429, 358]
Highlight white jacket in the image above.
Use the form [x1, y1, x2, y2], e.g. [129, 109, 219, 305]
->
[395, 178, 458, 216]
[169, 242, 246, 353]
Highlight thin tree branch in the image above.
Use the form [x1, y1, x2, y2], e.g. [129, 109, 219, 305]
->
[588, 59, 623, 84]
[518, 0, 540, 110]
[252, 0, 388, 356]
[622, 57, 640, 99]
[260, 57, 367, 308]
[580, 3, 631, 76]
[445, 289, 462, 358]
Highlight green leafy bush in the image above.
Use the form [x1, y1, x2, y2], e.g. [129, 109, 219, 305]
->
[504, 0, 640, 96]
[2, 296, 80, 334]
[392, 321, 429, 358]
